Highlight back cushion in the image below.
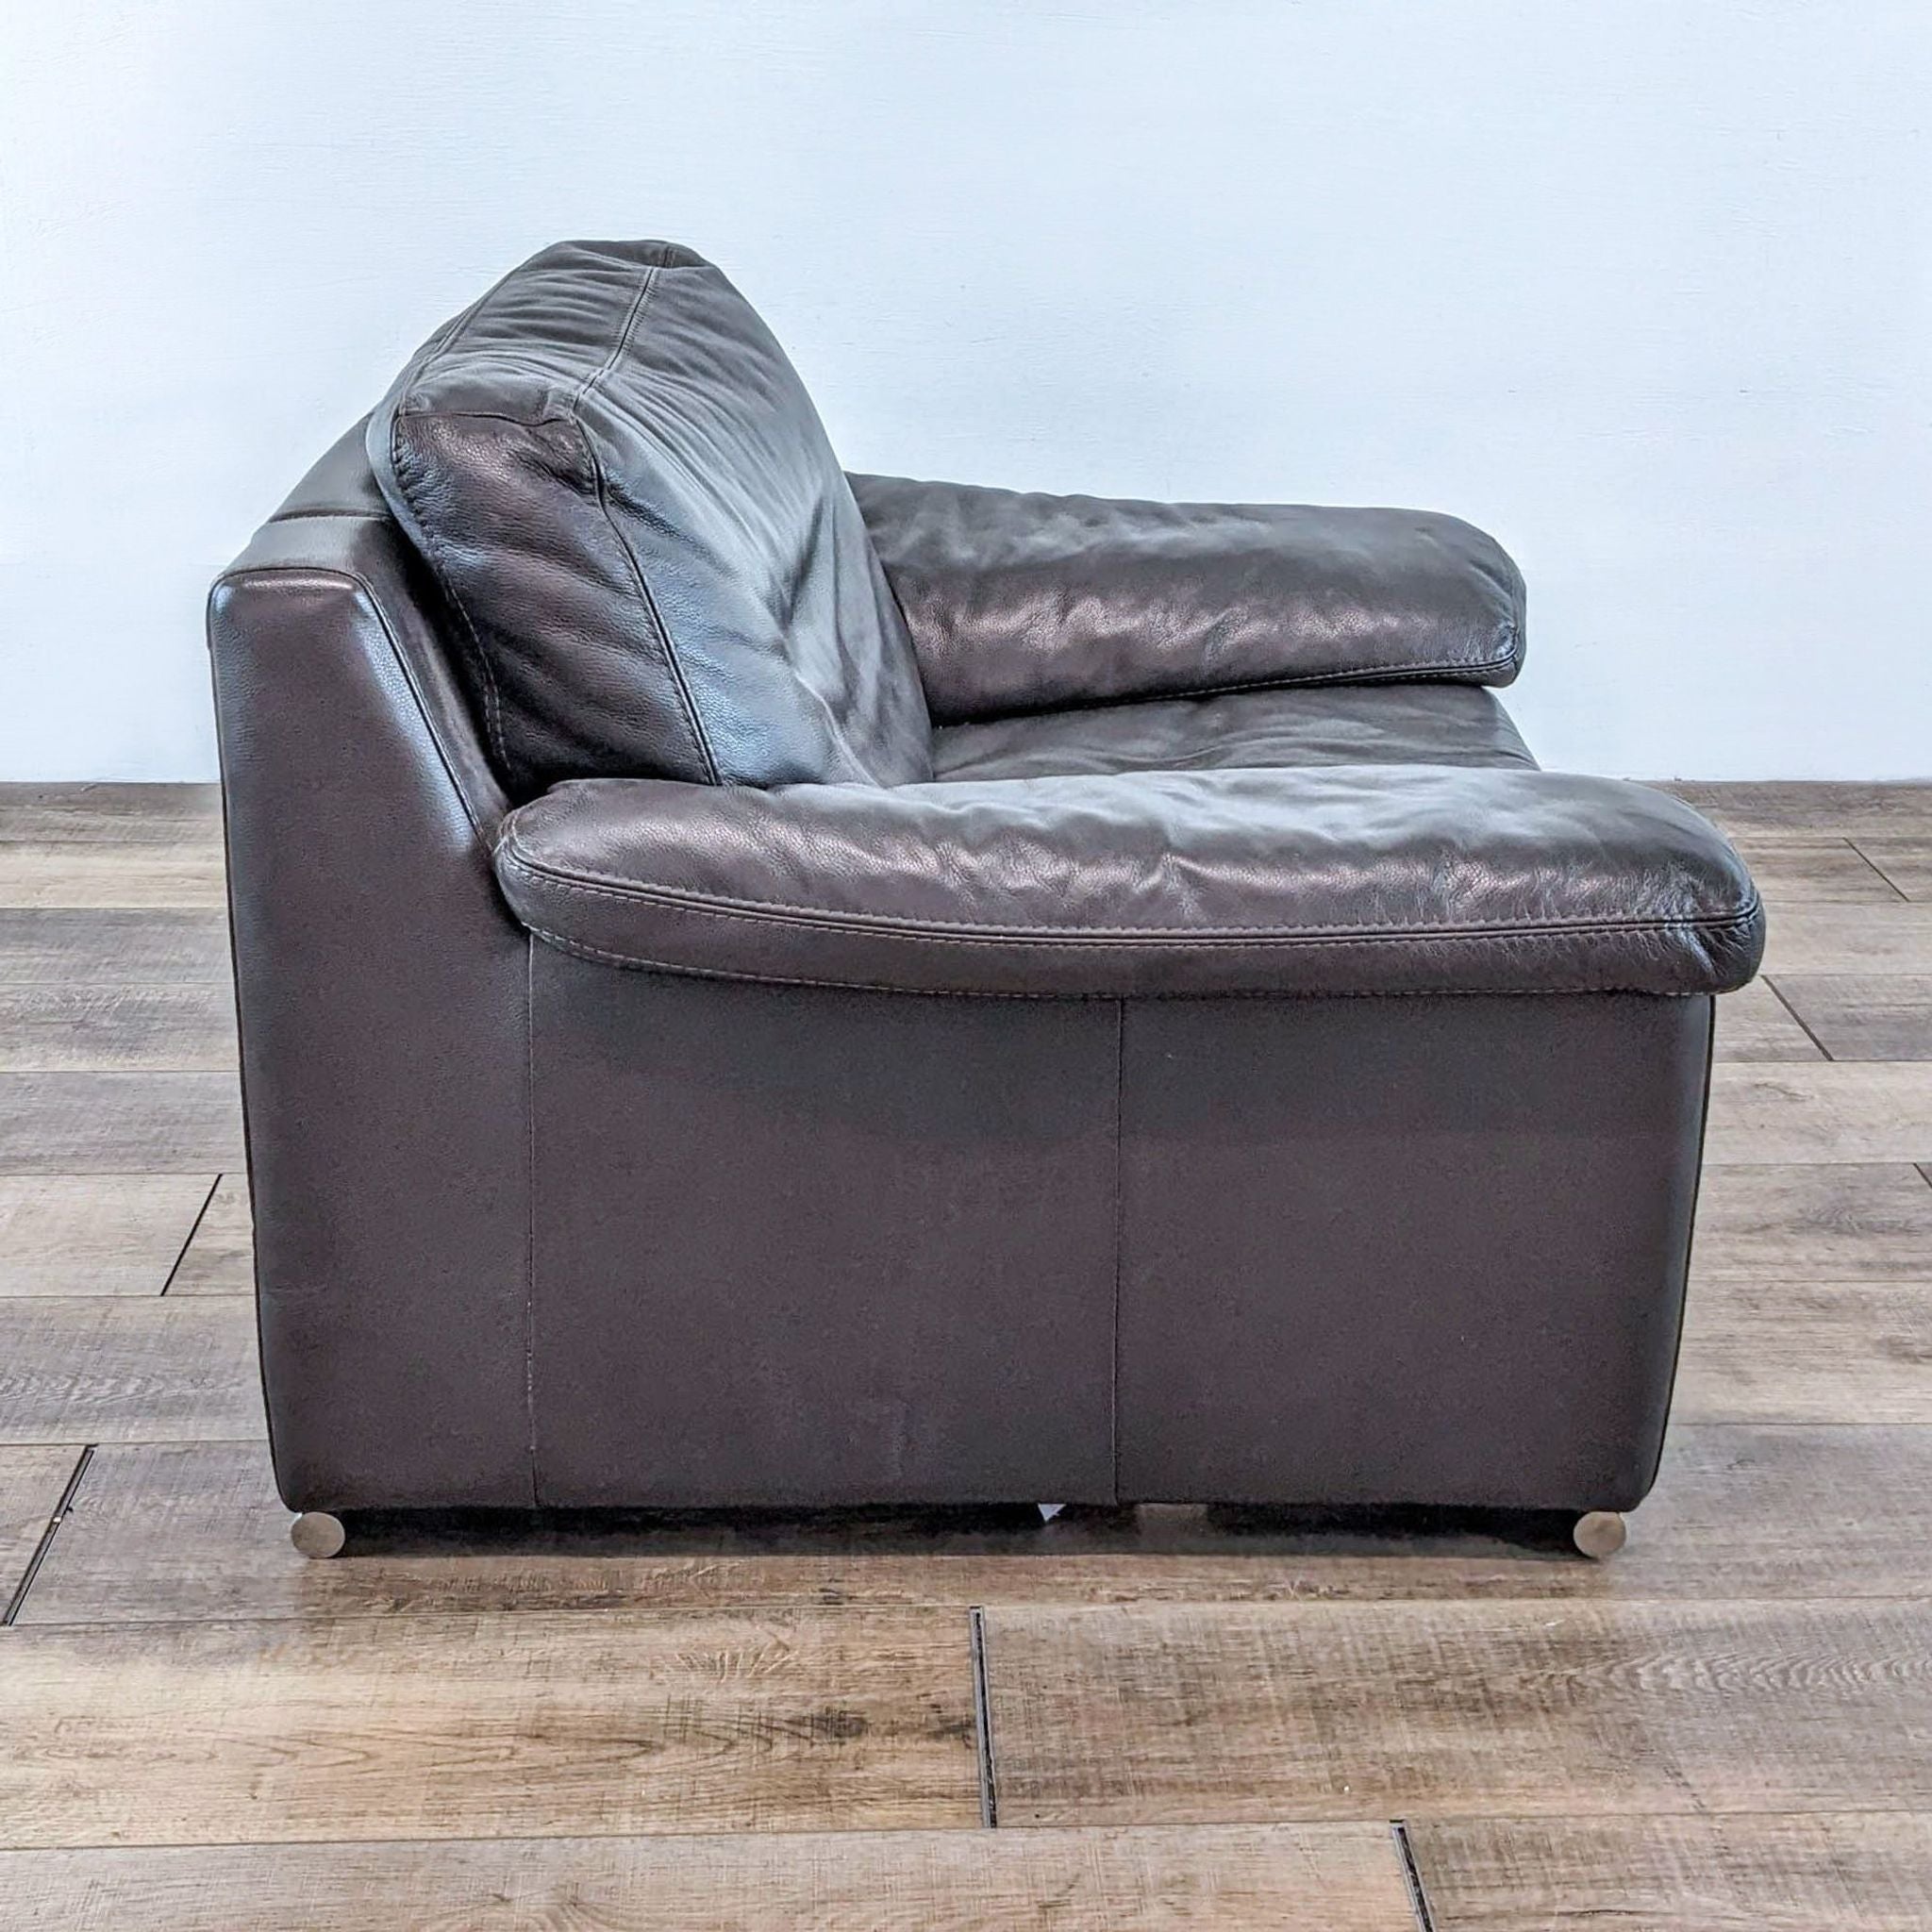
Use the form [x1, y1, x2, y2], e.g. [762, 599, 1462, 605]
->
[367, 241, 931, 797]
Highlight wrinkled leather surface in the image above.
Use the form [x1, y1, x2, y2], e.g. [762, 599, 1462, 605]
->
[209, 423, 533, 1510]
[496, 766, 1764, 999]
[368, 241, 931, 797]
[933, 683, 1537, 781]
[852, 473, 1525, 724]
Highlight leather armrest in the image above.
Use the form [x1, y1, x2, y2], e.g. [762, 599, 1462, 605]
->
[208, 421, 535, 1509]
[494, 768, 1762, 1000]
[850, 474, 1525, 724]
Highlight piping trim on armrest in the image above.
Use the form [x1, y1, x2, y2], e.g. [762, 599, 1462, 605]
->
[496, 838, 1761, 951]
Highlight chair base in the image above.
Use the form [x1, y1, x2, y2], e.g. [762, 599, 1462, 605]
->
[281, 1501, 1632, 1561]
[263, 982, 1709, 1523]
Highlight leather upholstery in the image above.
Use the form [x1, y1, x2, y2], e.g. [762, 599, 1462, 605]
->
[853, 473, 1524, 724]
[209, 423, 532, 1509]
[495, 765, 1762, 999]
[1119, 991, 1711, 1509]
[212, 242, 1763, 1521]
[932, 682, 1537, 780]
[368, 241, 930, 797]
[530, 955, 1117, 1506]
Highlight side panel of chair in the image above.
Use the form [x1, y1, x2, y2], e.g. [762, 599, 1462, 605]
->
[208, 432, 534, 1509]
[527, 955, 1120, 1507]
[1116, 991, 1712, 1511]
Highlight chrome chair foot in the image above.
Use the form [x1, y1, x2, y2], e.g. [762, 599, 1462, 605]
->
[1572, 1509, 1627, 1560]
[291, 1511, 346, 1560]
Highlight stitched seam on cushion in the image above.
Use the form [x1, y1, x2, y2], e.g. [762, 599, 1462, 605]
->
[520, 922, 1750, 1000]
[528, 923, 1071, 995]
[391, 407, 580, 429]
[558, 264, 722, 784]
[385, 415, 513, 775]
[496, 844, 1762, 947]
[266, 508, 388, 524]
[520, 891, 1763, 954]
[381, 259, 686, 787]
[366, 273, 507, 760]
[935, 644, 1524, 726]
[1106, 641, 1523, 704]
[564, 418, 721, 784]
[507, 847, 1764, 944]
[573, 264, 658, 416]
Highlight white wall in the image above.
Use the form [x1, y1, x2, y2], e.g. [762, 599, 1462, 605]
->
[4, 1, 1927, 780]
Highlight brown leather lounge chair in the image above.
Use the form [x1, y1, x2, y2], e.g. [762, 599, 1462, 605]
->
[208, 242, 1763, 1562]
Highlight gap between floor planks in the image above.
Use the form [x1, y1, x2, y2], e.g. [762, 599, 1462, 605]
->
[0, 1174, 219, 1296]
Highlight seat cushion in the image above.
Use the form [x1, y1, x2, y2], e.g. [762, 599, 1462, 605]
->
[932, 684, 1538, 782]
[367, 241, 931, 798]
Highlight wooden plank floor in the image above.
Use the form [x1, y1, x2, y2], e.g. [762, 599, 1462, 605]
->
[0, 1607, 983, 1845]
[0, 780, 1927, 1927]
[0, 1824, 1415, 1931]
[979, 1598, 1932, 1824]
[1409, 1814, 1932, 1932]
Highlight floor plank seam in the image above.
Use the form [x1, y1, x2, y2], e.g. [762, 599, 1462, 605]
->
[1391, 1821, 1439, 1932]
[1763, 976, 1835, 1060]
[1847, 840, 1917, 901]
[3, 1442, 93, 1625]
[969, 1606, 997, 1828]
[157, 1174, 223, 1295]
